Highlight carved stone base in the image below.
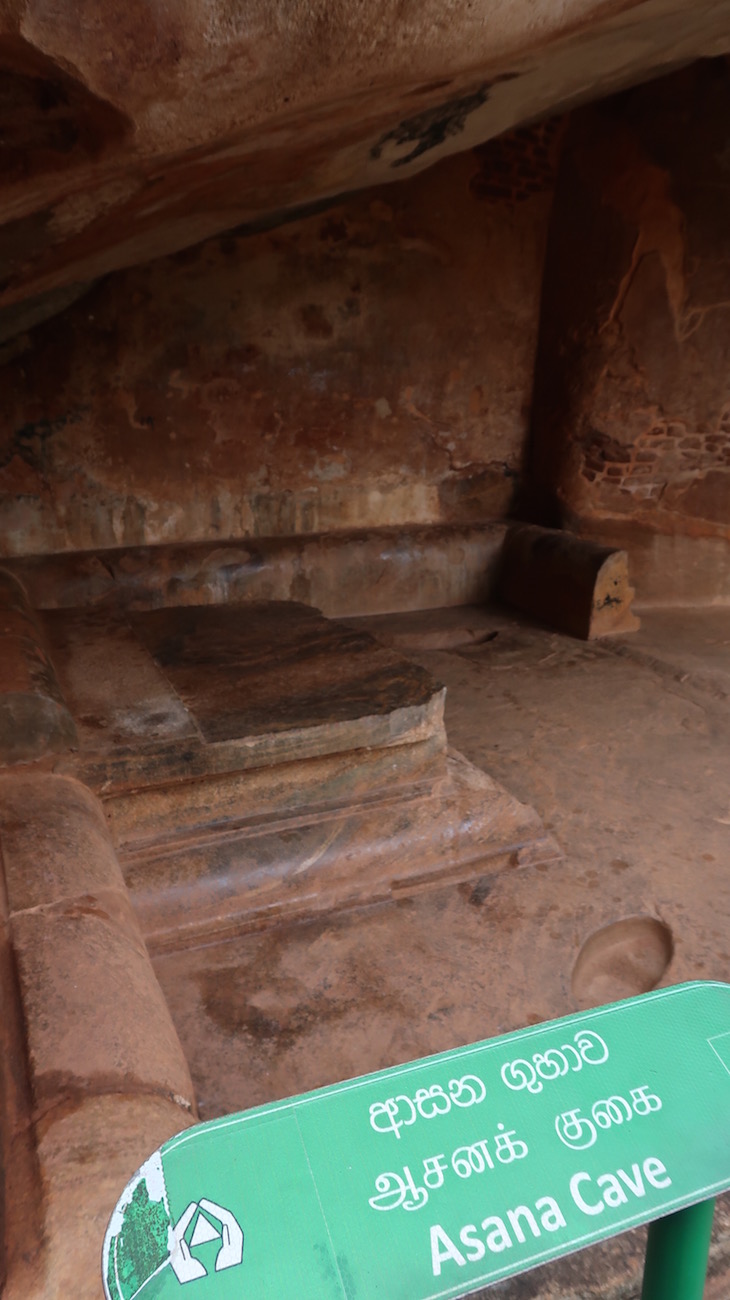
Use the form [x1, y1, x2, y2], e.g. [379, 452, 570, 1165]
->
[43, 600, 560, 949]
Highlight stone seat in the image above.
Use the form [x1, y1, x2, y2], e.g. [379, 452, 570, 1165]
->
[42, 599, 559, 949]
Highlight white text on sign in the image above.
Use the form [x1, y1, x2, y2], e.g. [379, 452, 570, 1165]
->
[429, 1154, 672, 1276]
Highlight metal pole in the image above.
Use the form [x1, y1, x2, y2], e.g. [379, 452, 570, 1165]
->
[641, 1199, 715, 1300]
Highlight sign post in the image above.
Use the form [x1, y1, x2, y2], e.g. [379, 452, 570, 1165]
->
[641, 1198, 716, 1300]
[103, 981, 730, 1299]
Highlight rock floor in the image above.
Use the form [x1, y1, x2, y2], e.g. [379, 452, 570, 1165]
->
[153, 604, 730, 1299]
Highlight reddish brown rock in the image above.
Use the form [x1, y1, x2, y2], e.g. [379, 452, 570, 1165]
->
[0, 864, 44, 1298]
[499, 524, 640, 639]
[3, 523, 508, 618]
[528, 62, 730, 602]
[0, 154, 548, 555]
[1, 0, 729, 331]
[0, 569, 76, 763]
[104, 740, 444, 855]
[0, 774, 196, 1118]
[0, 774, 196, 1298]
[11, 901, 195, 1114]
[13, 602, 559, 948]
[0, 773, 123, 911]
[4, 1095, 194, 1300]
[127, 749, 560, 952]
[44, 603, 445, 791]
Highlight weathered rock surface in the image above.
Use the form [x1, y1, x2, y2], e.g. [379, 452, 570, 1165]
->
[0, 153, 549, 555]
[46, 601, 446, 788]
[8, 1095, 195, 1300]
[2, 524, 508, 617]
[33, 600, 558, 948]
[499, 524, 640, 638]
[2, 0, 730, 335]
[528, 62, 730, 600]
[0, 773, 197, 1297]
[0, 569, 76, 763]
[0, 774, 196, 1114]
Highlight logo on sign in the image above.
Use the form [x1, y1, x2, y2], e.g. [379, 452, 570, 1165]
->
[170, 1199, 244, 1283]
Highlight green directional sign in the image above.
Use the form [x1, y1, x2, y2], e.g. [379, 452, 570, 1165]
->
[103, 981, 730, 1300]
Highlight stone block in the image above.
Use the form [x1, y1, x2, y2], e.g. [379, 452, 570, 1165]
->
[4, 1095, 194, 1300]
[7, 523, 507, 619]
[12, 605, 560, 951]
[105, 736, 445, 854]
[128, 601, 443, 748]
[125, 749, 560, 952]
[45, 602, 446, 792]
[498, 524, 640, 639]
[0, 773, 196, 1118]
[11, 899, 195, 1115]
[0, 774, 124, 912]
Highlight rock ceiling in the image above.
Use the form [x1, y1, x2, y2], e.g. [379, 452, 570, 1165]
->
[1, 0, 730, 339]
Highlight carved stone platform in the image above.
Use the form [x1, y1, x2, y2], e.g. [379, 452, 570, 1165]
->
[44, 600, 559, 950]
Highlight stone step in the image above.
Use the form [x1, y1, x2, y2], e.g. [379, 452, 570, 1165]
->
[104, 738, 443, 854]
[123, 749, 560, 953]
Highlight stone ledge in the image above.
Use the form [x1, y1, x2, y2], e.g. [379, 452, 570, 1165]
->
[125, 749, 561, 953]
[3, 1094, 195, 1300]
[0, 774, 124, 912]
[12, 901, 196, 1120]
[104, 736, 445, 855]
[3, 523, 507, 618]
[0, 774, 196, 1124]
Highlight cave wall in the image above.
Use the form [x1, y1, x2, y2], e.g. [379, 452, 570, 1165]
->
[529, 60, 730, 603]
[4, 62, 728, 605]
[0, 141, 558, 558]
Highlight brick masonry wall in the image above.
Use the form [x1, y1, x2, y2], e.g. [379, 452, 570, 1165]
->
[470, 118, 567, 203]
[581, 416, 730, 502]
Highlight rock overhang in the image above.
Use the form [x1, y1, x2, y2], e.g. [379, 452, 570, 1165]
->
[1, 0, 730, 338]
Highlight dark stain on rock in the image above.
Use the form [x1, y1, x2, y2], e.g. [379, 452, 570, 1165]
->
[370, 78, 517, 168]
[0, 35, 131, 183]
[461, 876, 493, 907]
[338, 296, 361, 320]
[0, 208, 56, 284]
[197, 963, 395, 1049]
[32, 1068, 192, 1135]
[131, 602, 439, 741]
[438, 465, 515, 522]
[3, 412, 74, 475]
[319, 216, 348, 242]
[300, 303, 334, 338]
[407, 78, 454, 98]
